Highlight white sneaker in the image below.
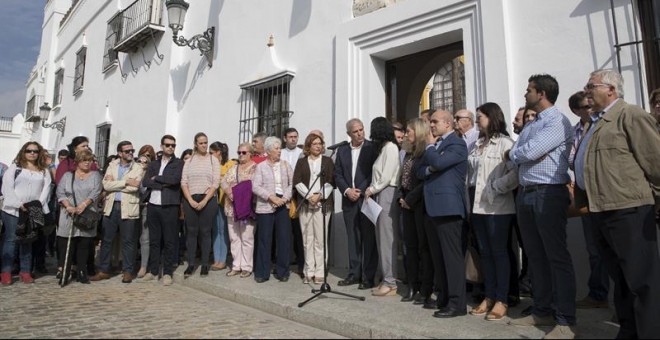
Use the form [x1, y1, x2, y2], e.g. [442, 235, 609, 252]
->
[162, 275, 173, 286]
[141, 273, 156, 282]
[543, 325, 576, 339]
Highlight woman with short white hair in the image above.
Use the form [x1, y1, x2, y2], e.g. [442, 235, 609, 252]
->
[252, 136, 294, 283]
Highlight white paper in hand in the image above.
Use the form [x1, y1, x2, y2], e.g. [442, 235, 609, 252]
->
[360, 196, 382, 226]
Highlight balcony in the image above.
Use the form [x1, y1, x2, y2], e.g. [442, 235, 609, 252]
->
[113, 0, 165, 53]
[25, 95, 44, 123]
[0, 117, 12, 132]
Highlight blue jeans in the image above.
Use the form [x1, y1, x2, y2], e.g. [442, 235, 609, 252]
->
[472, 214, 513, 303]
[99, 203, 139, 274]
[212, 206, 229, 264]
[255, 206, 291, 280]
[1, 211, 32, 273]
[517, 185, 576, 326]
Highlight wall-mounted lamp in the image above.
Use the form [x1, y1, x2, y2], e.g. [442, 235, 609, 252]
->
[165, 0, 215, 67]
[38, 103, 66, 134]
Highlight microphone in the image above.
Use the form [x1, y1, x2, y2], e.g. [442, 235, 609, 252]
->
[326, 140, 349, 151]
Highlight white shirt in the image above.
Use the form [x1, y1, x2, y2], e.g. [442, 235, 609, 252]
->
[350, 141, 363, 188]
[148, 157, 170, 205]
[272, 161, 283, 195]
[463, 125, 480, 154]
[1, 164, 51, 217]
[281, 146, 303, 169]
[368, 142, 401, 195]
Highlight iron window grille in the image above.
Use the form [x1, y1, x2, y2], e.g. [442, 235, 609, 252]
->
[102, 13, 122, 72]
[430, 57, 465, 113]
[53, 68, 64, 107]
[95, 123, 111, 171]
[239, 75, 293, 142]
[74, 47, 87, 95]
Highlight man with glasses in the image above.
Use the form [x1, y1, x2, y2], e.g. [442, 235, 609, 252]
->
[453, 109, 479, 153]
[507, 74, 576, 339]
[141, 135, 184, 286]
[579, 69, 660, 338]
[91, 141, 145, 283]
[567, 91, 610, 311]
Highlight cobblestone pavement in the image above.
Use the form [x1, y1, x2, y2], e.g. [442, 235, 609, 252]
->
[0, 272, 344, 339]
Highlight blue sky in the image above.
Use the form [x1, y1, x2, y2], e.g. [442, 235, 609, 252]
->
[0, 0, 44, 117]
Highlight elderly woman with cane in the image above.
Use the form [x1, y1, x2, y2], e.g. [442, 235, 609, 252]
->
[56, 149, 102, 285]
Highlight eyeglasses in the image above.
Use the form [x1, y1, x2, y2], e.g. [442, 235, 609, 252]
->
[122, 149, 135, 154]
[454, 116, 470, 121]
[25, 149, 40, 154]
[584, 83, 610, 91]
[237, 151, 249, 155]
[578, 105, 592, 110]
[163, 143, 176, 148]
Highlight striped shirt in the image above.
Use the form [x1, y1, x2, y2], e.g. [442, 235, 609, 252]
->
[181, 153, 221, 195]
[509, 105, 572, 186]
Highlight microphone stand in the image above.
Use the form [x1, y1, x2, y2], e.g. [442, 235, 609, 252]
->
[298, 153, 365, 308]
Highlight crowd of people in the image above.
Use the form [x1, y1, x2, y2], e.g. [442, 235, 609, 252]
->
[1, 69, 659, 339]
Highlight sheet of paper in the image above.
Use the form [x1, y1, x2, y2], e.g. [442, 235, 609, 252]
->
[360, 196, 382, 226]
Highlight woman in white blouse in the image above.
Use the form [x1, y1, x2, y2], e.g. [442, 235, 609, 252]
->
[365, 117, 401, 297]
[1, 142, 52, 285]
[467, 102, 518, 320]
[292, 133, 335, 284]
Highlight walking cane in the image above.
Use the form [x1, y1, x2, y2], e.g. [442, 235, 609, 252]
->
[61, 217, 75, 288]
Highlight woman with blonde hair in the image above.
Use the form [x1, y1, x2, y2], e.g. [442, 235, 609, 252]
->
[292, 133, 335, 284]
[398, 118, 435, 303]
[1, 142, 52, 284]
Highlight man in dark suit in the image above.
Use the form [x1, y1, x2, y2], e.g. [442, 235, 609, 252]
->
[417, 110, 469, 318]
[334, 118, 379, 289]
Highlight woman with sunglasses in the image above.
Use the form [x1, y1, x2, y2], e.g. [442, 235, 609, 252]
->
[221, 142, 257, 277]
[1, 142, 52, 285]
[181, 133, 220, 277]
[135, 145, 155, 278]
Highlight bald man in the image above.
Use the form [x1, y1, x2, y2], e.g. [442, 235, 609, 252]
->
[417, 109, 469, 318]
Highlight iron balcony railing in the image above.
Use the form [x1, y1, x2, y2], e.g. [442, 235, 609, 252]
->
[0, 117, 13, 132]
[114, 0, 164, 53]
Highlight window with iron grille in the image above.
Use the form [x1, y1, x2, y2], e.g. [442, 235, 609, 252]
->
[102, 13, 122, 72]
[430, 57, 465, 113]
[74, 47, 87, 95]
[238, 75, 293, 142]
[53, 68, 64, 107]
[95, 123, 111, 171]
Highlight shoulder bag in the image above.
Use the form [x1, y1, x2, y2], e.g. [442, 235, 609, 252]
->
[232, 165, 254, 221]
[71, 173, 101, 230]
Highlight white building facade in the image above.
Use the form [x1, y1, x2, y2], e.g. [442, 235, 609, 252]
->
[22, 0, 659, 270]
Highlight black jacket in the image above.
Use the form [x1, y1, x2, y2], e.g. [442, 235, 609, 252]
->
[141, 156, 184, 206]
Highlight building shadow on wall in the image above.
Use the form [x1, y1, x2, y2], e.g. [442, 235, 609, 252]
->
[289, 0, 311, 38]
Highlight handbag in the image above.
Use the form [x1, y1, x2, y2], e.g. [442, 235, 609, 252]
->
[231, 167, 254, 221]
[289, 196, 299, 219]
[465, 241, 484, 284]
[71, 173, 101, 231]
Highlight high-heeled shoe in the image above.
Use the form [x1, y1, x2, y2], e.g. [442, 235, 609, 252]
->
[485, 301, 508, 321]
[470, 298, 494, 316]
[184, 265, 195, 278]
[78, 270, 90, 284]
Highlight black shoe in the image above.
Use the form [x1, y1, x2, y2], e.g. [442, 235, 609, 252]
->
[412, 293, 427, 305]
[358, 281, 375, 290]
[255, 277, 268, 283]
[521, 305, 534, 317]
[423, 297, 438, 309]
[78, 271, 90, 284]
[401, 285, 417, 302]
[508, 295, 521, 307]
[274, 274, 289, 282]
[338, 276, 359, 286]
[200, 265, 209, 277]
[56, 269, 63, 280]
[433, 307, 467, 318]
[184, 265, 195, 278]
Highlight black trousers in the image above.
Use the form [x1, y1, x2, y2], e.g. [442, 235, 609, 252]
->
[183, 195, 218, 267]
[342, 200, 378, 283]
[147, 204, 179, 276]
[291, 217, 304, 272]
[590, 205, 660, 339]
[426, 215, 466, 311]
[57, 236, 92, 274]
